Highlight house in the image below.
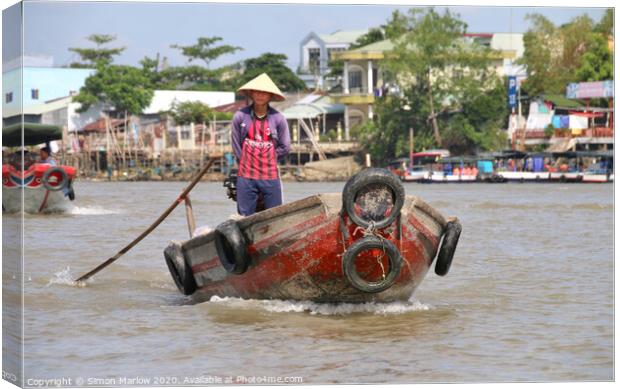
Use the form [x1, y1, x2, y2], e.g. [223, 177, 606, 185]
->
[298, 30, 367, 90]
[331, 33, 527, 140]
[2, 57, 95, 114]
[514, 89, 614, 152]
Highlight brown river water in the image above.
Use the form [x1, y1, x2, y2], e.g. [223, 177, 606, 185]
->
[2, 181, 614, 385]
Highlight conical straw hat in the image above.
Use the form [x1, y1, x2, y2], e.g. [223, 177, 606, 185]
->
[237, 73, 286, 102]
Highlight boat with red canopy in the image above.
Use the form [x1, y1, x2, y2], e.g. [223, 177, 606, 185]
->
[2, 122, 77, 213]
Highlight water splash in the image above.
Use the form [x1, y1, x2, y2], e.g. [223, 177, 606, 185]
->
[193, 225, 213, 236]
[47, 267, 89, 287]
[208, 296, 432, 316]
[69, 205, 121, 215]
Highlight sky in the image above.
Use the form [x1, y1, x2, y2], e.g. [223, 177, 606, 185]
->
[1, 1, 612, 71]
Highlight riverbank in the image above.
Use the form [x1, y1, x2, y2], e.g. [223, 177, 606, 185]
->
[77, 156, 364, 183]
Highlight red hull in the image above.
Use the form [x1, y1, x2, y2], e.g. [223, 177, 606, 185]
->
[170, 193, 450, 303]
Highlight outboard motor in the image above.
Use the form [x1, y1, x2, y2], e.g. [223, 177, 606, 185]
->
[223, 168, 265, 212]
[223, 168, 239, 201]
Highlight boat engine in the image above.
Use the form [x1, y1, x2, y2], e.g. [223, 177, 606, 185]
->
[223, 168, 265, 212]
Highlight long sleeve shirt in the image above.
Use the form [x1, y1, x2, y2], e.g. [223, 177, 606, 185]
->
[231, 105, 291, 180]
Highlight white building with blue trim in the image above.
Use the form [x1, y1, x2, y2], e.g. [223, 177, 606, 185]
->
[298, 30, 367, 91]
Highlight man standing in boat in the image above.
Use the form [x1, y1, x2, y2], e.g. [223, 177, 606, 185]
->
[231, 73, 291, 216]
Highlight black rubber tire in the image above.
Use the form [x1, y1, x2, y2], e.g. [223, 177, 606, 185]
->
[342, 236, 403, 293]
[342, 168, 405, 229]
[67, 182, 76, 201]
[42, 167, 68, 191]
[435, 220, 462, 276]
[214, 219, 250, 275]
[164, 242, 197, 295]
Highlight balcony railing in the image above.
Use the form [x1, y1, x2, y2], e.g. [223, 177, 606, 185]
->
[552, 127, 614, 138]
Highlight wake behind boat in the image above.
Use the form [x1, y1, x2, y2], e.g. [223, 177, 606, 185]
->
[164, 168, 461, 303]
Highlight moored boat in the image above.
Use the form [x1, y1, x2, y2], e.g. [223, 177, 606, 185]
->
[2, 123, 77, 213]
[164, 168, 461, 303]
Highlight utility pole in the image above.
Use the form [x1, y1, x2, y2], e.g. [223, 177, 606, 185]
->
[409, 127, 414, 170]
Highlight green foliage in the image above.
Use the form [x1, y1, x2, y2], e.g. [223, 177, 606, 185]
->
[231, 53, 306, 92]
[353, 28, 385, 48]
[69, 34, 125, 68]
[359, 7, 507, 162]
[73, 64, 154, 115]
[319, 129, 338, 142]
[168, 101, 213, 125]
[171, 37, 242, 68]
[576, 32, 613, 82]
[140, 56, 229, 90]
[544, 124, 555, 138]
[383, 10, 409, 39]
[594, 9, 613, 35]
[519, 12, 613, 97]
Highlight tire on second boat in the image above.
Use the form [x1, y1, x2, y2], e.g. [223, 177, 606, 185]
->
[342, 236, 403, 293]
[214, 219, 250, 275]
[42, 167, 68, 191]
[342, 168, 405, 229]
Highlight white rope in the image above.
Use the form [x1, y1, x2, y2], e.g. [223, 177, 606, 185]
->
[352, 220, 387, 280]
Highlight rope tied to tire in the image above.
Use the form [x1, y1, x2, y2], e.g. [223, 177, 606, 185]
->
[352, 220, 388, 280]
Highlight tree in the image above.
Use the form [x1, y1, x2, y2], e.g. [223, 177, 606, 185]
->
[73, 64, 154, 115]
[518, 13, 612, 96]
[171, 37, 242, 68]
[383, 10, 409, 39]
[69, 34, 125, 68]
[140, 55, 222, 91]
[576, 32, 613, 82]
[594, 9, 613, 35]
[232, 53, 306, 92]
[168, 101, 213, 125]
[384, 8, 488, 145]
[518, 14, 558, 97]
[358, 8, 507, 162]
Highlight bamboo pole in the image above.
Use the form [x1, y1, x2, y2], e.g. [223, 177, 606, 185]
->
[184, 195, 196, 238]
[75, 158, 215, 283]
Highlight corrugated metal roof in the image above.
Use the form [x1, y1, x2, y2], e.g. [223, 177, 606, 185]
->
[318, 30, 367, 44]
[282, 95, 345, 120]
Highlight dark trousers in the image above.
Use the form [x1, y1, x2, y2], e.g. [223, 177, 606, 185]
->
[236, 176, 282, 216]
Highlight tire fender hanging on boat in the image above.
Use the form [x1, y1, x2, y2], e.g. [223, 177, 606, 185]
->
[342, 168, 405, 230]
[42, 167, 68, 191]
[434, 219, 462, 276]
[214, 219, 250, 275]
[342, 236, 403, 293]
[164, 241, 197, 295]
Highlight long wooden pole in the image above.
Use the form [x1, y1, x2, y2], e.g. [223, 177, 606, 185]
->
[75, 158, 215, 283]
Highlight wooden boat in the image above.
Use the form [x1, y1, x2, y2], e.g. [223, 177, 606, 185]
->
[582, 171, 613, 183]
[164, 168, 461, 303]
[495, 171, 550, 182]
[2, 123, 77, 213]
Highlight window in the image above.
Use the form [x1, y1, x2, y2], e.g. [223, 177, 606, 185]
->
[327, 48, 344, 60]
[180, 130, 191, 140]
[349, 69, 362, 90]
[308, 48, 320, 74]
[31, 89, 39, 99]
[5, 92, 13, 103]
